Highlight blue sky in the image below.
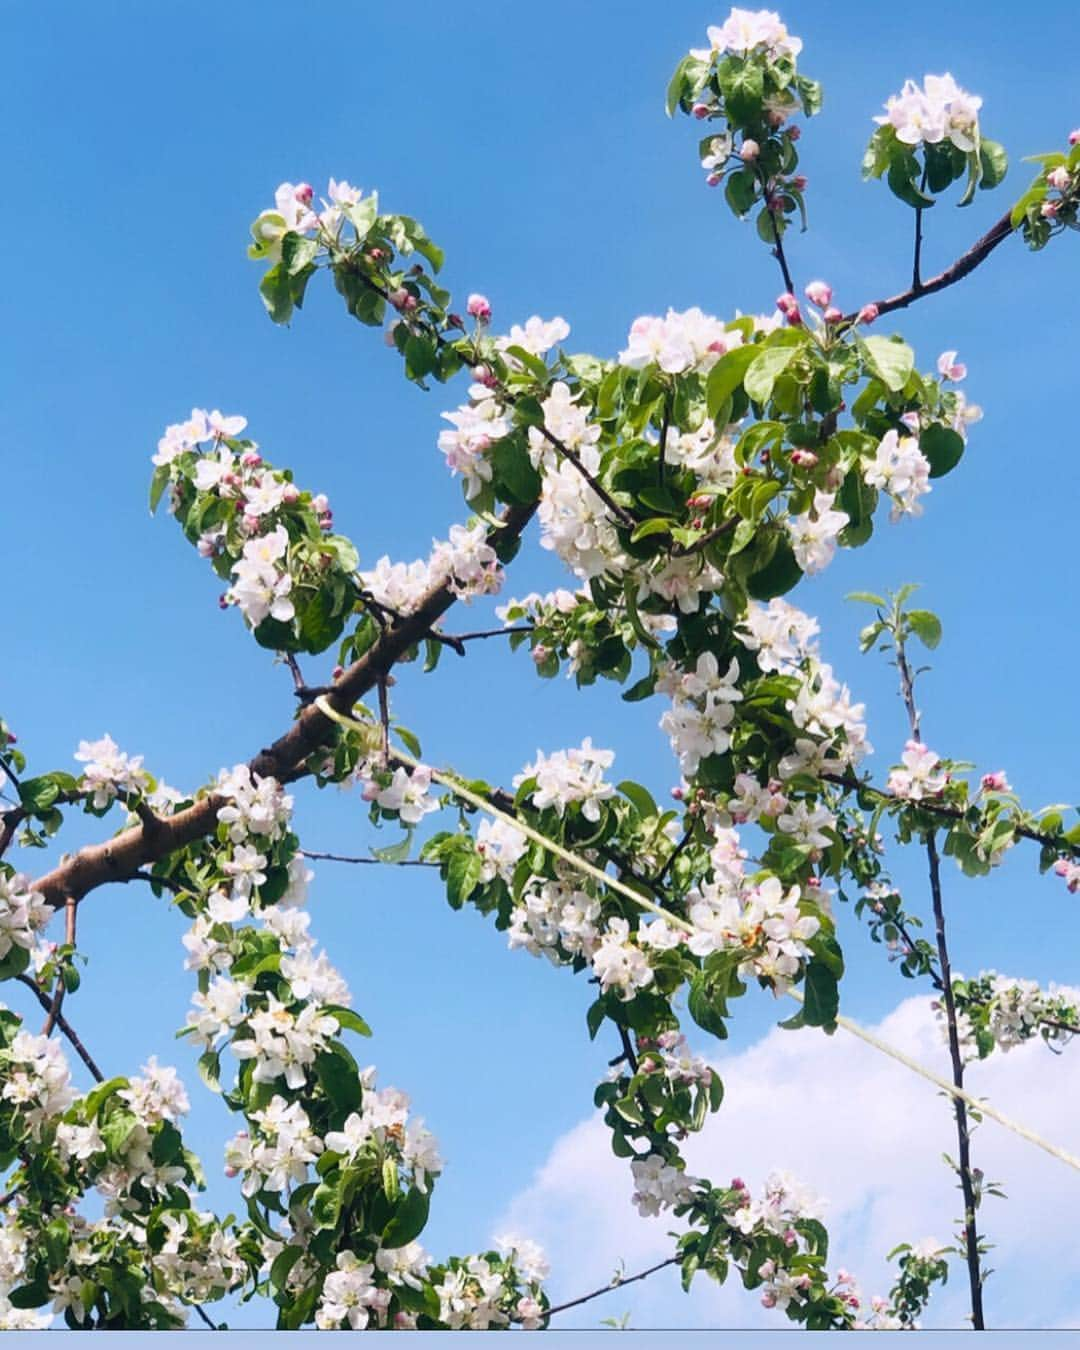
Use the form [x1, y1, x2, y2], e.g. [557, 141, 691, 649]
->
[3, 0, 1080, 1335]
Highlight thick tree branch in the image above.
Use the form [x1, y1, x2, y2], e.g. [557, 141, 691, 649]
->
[30, 501, 536, 909]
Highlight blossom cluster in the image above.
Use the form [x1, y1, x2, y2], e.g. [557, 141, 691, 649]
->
[874, 74, 982, 153]
[0, 871, 50, 964]
[359, 521, 504, 615]
[948, 972, 1080, 1061]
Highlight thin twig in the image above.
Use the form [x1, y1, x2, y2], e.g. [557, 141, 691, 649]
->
[283, 652, 307, 694]
[299, 848, 438, 868]
[844, 206, 1015, 325]
[16, 975, 104, 1083]
[669, 514, 739, 559]
[531, 1256, 681, 1322]
[823, 773, 1080, 859]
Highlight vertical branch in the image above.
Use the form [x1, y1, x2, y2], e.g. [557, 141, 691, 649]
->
[895, 639, 986, 1330]
[377, 677, 391, 767]
[42, 896, 77, 1037]
[754, 166, 796, 294]
[912, 164, 930, 291]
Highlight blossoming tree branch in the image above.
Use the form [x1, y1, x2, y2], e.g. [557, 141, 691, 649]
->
[2, 6, 1079, 1332]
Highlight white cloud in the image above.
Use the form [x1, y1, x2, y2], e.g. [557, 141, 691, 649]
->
[496, 994, 1080, 1329]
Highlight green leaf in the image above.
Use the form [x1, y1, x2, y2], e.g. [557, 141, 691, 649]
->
[706, 345, 759, 419]
[746, 538, 801, 600]
[18, 776, 60, 813]
[744, 346, 797, 405]
[491, 436, 541, 505]
[149, 465, 169, 515]
[197, 1051, 221, 1094]
[979, 139, 1009, 190]
[314, 1045, 364, 1114]
[859, 336, 914, 393]
[371, 832, 413, 864]
[907, 609, 942, 650]
[688, 972, 728, 1039]
[846, 591, 887, 607]
[586, 999, 606, 1041]
[802, 961, 839, 1028]
[919, 423, 965, 478]
[326, 1006, 373, 1038]
[887, 153, 936, 209]
[630, 517, 673, 543]
[382, 1187, 431, 1248]
[259, 262, 295, 324]
[618, 780, 658, 820]
[446, 849, 483, 908]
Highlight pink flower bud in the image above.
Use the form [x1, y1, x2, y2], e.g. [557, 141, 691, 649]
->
[784, 305, 803, 326]
[1041, 200, 1060, 218]
[804, 280, 832, 309]
[389, 287, 417, 311]
[282, 484, 301, 505]
[447, 313, 464, 330]
[981, 770, 1010, 792]
[761, 1291, 778, 1309]
[218, 594, 229, 610]
[531, 644, 549, 665]
[759, 1260, 776, 1279]
[857, 303, 879, 325]
[837, 1268, 853, 1285]
[740, 139, 760, 162]
[706, 172, 723, 187]
[730, 1176, 747, 1190]
[787, 125, 802, 141]
[776, 291, 798, 314]
[1047, 166, 1072, 190]
[671, 786, 684, 800]
[823, 305, 842, 323]
[295, 183, 314, 205]
[1069, 129, 1080, 146]
[692, 102, 711, 120]
[361, 780, 380, 802]
[783, 1228, 797, 1246]
[241, 451, 262, 468]
[332, 665, 344, 679]
[793, 175, 808, 191]
[467, 293, 492, 322]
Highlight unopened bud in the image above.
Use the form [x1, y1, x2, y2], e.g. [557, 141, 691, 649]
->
[740, 138, 760, 162]
[295, 182, 314, 205]
[804, 280, 832, 309]
[467, 293, 492, 322]
[692, 102, 711, 120]
[857, 303, 879, 325]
